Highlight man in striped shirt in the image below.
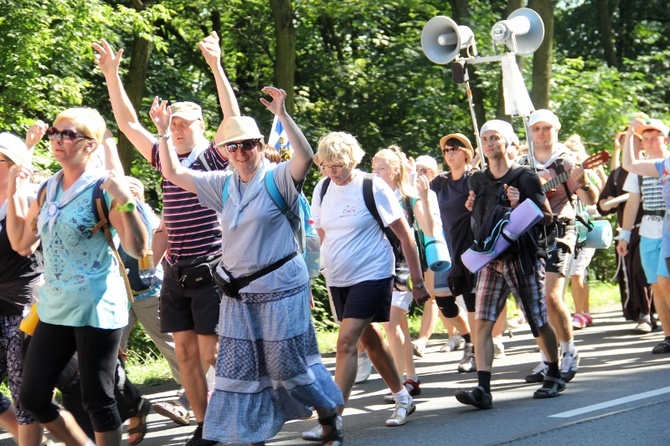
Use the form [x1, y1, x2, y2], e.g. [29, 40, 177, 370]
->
[94, 32, 236, 446]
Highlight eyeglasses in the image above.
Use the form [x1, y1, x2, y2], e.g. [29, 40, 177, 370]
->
[45, 127, 93, 142]
[442, 146, 461, 154]
[320, 164, 345, 172]
[224, 139, 260, 153]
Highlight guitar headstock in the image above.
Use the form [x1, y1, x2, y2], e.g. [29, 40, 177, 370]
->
[582, 151, 611, 169]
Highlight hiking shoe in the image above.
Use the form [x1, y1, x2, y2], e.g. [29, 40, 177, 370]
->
[493, 337, 506, 359]
[560, 350, 580, 382]
[301, 415, 343, 441]
[457, 343, 476, 373]
[412, 341, 425, 358]
[455, 386, 493, 410]
[440, 335, 463, 352]
[525, 361, 548, 383]
[384, 398, 416, 426]
[355, 352, 372, 383]
[185, 424, 219, 446]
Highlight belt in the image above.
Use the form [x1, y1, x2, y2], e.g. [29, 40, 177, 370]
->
[643, 210, 665, 217]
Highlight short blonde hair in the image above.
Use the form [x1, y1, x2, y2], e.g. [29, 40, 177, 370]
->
[373, 147, 417, 199]
[53, 107, 107, 145]
[315, 132, 365, 169]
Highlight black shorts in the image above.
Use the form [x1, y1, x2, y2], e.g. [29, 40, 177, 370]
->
[545, 241, 574, 277]
[160, 259, 222, 335]
[329, 277, 394, 323]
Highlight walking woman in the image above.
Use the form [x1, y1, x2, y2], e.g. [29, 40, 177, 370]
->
[151, 87, 343, 446]
[6, 107, 149, 446]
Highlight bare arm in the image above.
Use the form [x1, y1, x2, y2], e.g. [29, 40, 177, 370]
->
[93, 39, 156, 161]
[25, 120, 47, 153]
[615, 191, 640, 257]
[259, 87, 313, 182]
[5, 165, 41, 253]
[388, 217, 430, 305]
[104, 171, 149, 259]
[414, 176, 436, 238]
[100, 129, 124, 175]
[198, 32, 240, 145]
[622, 128, 659, 178]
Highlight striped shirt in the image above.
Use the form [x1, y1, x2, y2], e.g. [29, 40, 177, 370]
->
[152, 141, 229, 264]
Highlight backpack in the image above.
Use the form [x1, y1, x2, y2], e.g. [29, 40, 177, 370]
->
[221, 168, 321, 278]
[35, 178, 135, 302]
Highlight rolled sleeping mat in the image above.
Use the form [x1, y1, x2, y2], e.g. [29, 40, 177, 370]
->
[461, 198, 544, 273]
[583, 219, 613, 249]
[423, 232, 451, 272]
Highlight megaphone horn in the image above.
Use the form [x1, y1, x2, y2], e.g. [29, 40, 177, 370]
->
[421, 16, 477, 65]
[490, 7, 544, 55]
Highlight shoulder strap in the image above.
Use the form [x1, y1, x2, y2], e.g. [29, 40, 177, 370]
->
[264, 168, 289, 213]
[319, 177, 332, 204]
[198, 151, 212, 172]
[31, 181, 49, 234]
[89, 178, 133, 303]
[221, 174, 233, 205]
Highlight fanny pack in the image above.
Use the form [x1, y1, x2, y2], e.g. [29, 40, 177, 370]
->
[169, 255, 221, 289]
[214, 252, 298, 299]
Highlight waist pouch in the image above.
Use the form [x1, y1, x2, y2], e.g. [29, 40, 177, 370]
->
[214, 252, 298, 299]
[170, 255, 221, 289]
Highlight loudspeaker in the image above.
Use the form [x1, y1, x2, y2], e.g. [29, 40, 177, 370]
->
[490, 8, 544, 55]
[421, 16, 476, 65]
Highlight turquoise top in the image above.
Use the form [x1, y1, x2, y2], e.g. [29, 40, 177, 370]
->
[37, 181, 128, 329]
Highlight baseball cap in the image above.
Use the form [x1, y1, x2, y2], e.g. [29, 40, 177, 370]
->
[637, 118, 669, 137]
[528, 109, 561, 129]
[0, 132, 29, 165]
[171, 102, 203, 121]
[480, 120, 516, 146]
[415, 155, 438, 173]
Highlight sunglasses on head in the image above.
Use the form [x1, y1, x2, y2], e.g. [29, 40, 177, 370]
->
[224, 139, 260, 153]
[45, 127, 93, 142]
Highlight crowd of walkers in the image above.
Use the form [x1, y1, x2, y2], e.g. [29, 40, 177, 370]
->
[0, 29, 668, 446]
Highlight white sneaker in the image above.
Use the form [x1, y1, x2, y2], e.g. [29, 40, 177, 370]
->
[384, 397, 416, 427]
[457, 343, 476, 373]
[560, 350, 580, 382]
[525, 361, 548, 383]
[440, 335, 463, 352]
[355, 352, 372, 383]
[492, 337, 506, 359]
[301, 415, 342, 441]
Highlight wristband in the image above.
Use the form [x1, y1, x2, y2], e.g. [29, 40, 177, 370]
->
[115, 200, 136, 213]
[158, 131, 172, 140]
[616, 229, 631, 243]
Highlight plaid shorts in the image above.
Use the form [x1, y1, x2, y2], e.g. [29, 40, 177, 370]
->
[475, 258, 549, 330]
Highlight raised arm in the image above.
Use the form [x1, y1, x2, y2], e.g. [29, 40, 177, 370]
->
[25, 120, 47, 153]
[100, 129, 125, 175]
[149, 100, 198, 193]
[259, 86, 313, 182]
[93, 39, 156, 161]
[104, 171, 149, 259]
[198, 31, 240, 145]
[414, 175, 436, 238]
[622, 127, 659, 177]
[5, 165, 41, 254]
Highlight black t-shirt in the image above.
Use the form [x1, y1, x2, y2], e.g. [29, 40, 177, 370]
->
[430, 171, 471, 251]
[0, 218, 41, 315]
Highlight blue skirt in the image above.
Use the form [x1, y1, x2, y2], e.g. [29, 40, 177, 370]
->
[204, 283, 343, 444]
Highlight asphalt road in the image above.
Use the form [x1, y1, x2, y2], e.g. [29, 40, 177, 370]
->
[3, 304, 669, 445]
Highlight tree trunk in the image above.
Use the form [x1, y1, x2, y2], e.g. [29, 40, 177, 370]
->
[269, 0, 296, 114]
[528, 0, 553, 109]
[596, 0, 618, 68]
[119, 36, 152, 172]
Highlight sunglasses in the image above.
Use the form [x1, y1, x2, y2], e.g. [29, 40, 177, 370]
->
[442, 146, 461, 154]
[224, 139, 260, 153]
[45, 127, 93, 142]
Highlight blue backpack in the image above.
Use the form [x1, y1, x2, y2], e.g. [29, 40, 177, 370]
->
[221, 168, 321, 278]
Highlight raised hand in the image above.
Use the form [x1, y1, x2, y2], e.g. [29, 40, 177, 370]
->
[92, 39, 124, 76]
[149, 96, 172, 136]
[259, 86, 287, 118]
[25, 120, 48, 150]
[198, 31, 222, 69]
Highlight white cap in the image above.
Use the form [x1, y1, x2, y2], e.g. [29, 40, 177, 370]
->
[480, 120, 516, 146]
[528, 109, 561, 129]
[0, 132, 29, 165]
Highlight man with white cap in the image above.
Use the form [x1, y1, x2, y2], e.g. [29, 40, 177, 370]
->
[618, 118, 670, 353]
[455, 119, 561, 410]
[522, 109, 598, 384]
[94, 32, 235, 446]
[0, 131, 43, 443]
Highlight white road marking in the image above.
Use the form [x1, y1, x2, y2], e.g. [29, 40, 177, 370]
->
[550, 387, 670, 418]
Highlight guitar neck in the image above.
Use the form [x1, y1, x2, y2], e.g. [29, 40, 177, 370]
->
[542, 171, 571, 192]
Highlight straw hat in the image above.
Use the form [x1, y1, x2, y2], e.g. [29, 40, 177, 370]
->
[217, 116, 264, 146]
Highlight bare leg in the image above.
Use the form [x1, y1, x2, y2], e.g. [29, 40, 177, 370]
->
[0, 405, 18, 443]
[173, 330, 208, 423]
[18, 422, 43, 446]
[41, 411, 91, 446]
[473, 319, 495, 373]
[653, 277, 670, 337]
[544, 272, 573, 344]
[571, 274, 590, 315]
[93, 427, 121, 446]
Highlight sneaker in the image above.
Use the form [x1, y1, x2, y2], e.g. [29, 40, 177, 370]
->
[560, 350, 580, 382]
[383, 379, 421, 403]
[301, 415, 343, 441]
[384, 397, 416, 426]
[524, 361, 548, 383]
[185, 424, 219, 446]
[440, 335, 463, 352]
[581, 313, 593, 326]
[152, 400, 190, 426]
[572, 314, 586, 329]
[492, 337, 506, 359]
[635, 321, 653, 334]
[455, 386, 493, 410]
[412, 341, 425, 358]
[355, 352, 372, 383]
[457, 343, 476, 373]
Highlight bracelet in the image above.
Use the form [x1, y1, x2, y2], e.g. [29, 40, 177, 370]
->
[114, 200, 136, 213]
[616, 229, 631, 243]
[158, 131, 172, 140]
[580, 183, 591, 191]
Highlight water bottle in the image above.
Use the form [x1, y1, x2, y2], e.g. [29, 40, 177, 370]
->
[137, 249, 155, 281]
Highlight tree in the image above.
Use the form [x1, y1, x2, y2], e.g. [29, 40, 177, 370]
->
[529, 0, 553, 109]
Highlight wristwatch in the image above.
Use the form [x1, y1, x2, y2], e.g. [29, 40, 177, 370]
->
[580, 183, 591, 191]
[413, 281, 426, 290]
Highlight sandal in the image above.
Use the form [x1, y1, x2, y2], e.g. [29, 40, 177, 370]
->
[151, 400, 190, 426]
[127, 398, 151, 445]
[318, 412, 344, 446]
[533, 375, 566, 399]
[651, 340, 670, 354]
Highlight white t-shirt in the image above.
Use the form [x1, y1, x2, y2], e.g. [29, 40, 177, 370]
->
[312, 170, 404, 287]
[623, 172, 664, 239]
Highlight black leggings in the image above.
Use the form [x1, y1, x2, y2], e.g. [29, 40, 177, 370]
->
[19, 321, 123, 432]
[435, 292, 476, 318]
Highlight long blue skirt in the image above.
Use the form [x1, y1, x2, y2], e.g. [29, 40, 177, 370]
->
[204, 283, 343, 444]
